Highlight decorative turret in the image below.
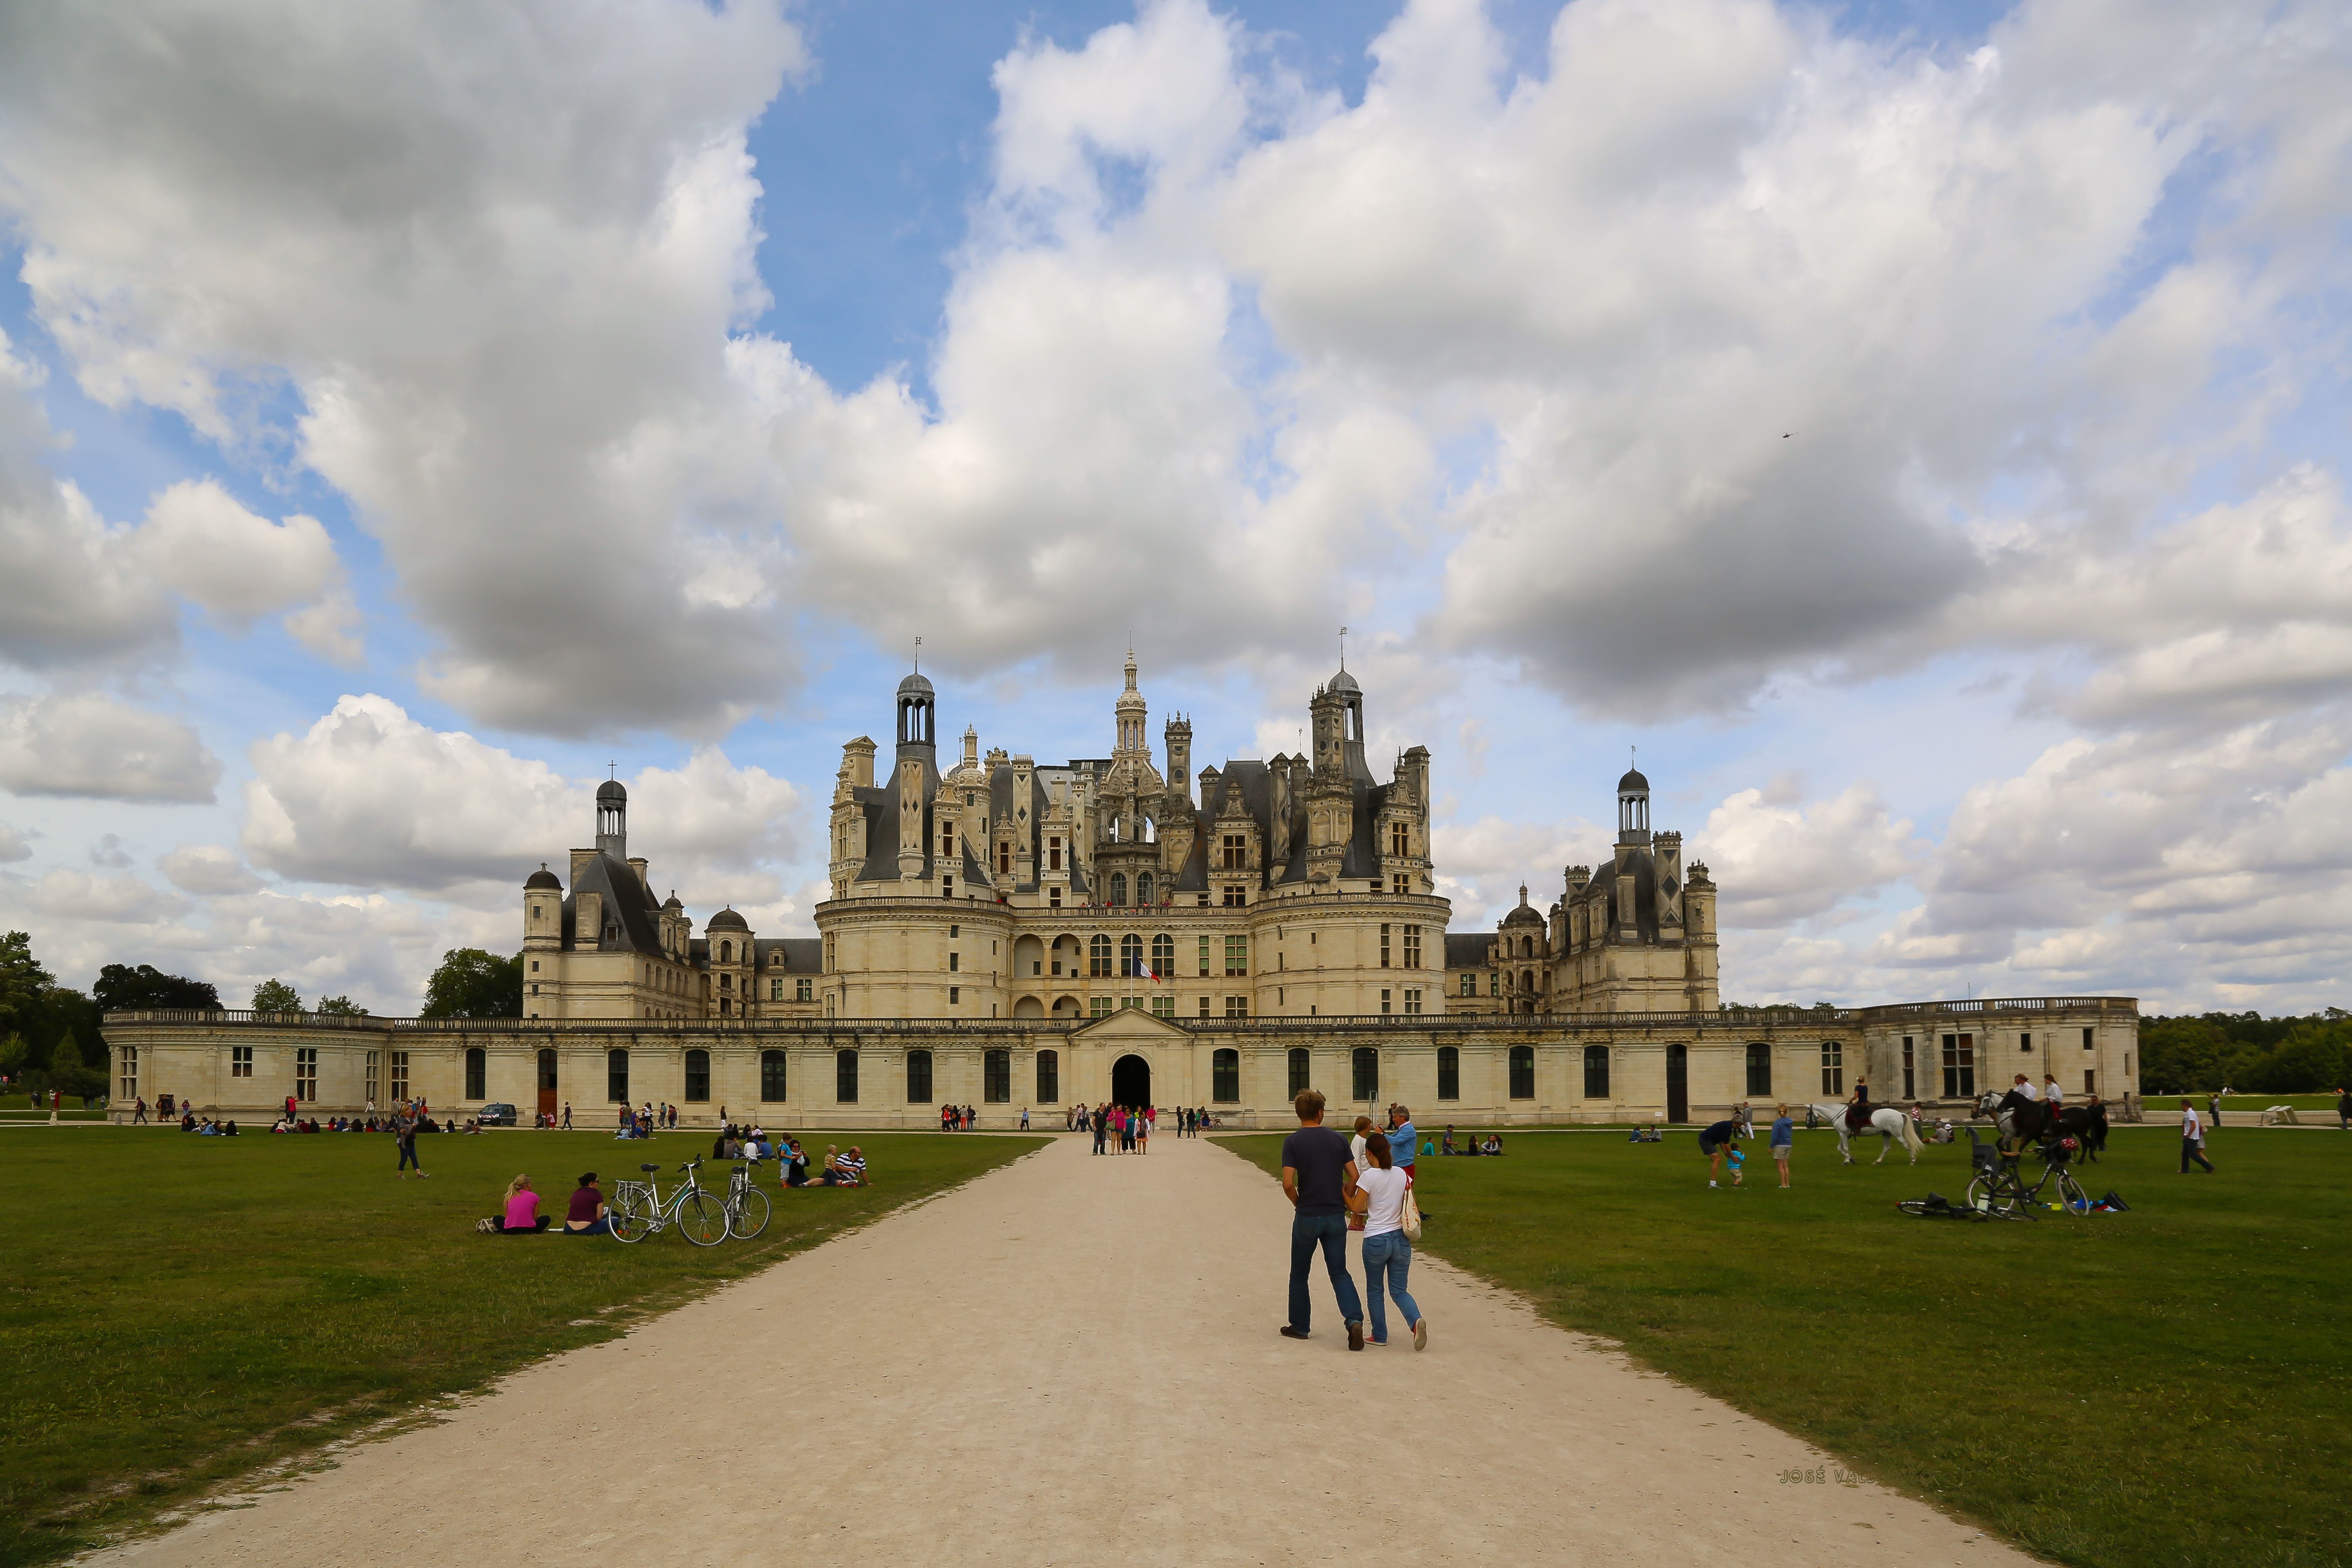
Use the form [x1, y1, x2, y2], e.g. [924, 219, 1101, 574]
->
[596, 778, 628, 859]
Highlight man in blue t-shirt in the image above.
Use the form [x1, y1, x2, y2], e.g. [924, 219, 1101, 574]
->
[1280, 1089, 1365, 1350]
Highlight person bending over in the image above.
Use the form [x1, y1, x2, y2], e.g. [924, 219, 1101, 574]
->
[1698, 1118, 1741, 1188]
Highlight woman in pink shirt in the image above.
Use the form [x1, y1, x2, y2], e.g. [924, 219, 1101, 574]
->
[501, 1174, 550, 1233]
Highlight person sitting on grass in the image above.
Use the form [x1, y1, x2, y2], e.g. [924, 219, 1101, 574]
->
[818, 1144, 844, 1185]
[501, 1174, 550, 1233]
[1481, 1133, 1504, 1155]
[562, 1172, 612, 1236]
[783, 1137, 809, 1187]
[842, 1146, 869, 1186]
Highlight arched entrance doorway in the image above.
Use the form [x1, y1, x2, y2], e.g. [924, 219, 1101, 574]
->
[536, 1048, 557, 1122]
[1111, 1053, 1152, 1108]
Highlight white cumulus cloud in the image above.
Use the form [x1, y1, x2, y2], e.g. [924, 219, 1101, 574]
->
[0, 692, 221, 803]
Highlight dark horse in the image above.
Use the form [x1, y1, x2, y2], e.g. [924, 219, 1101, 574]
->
[1975, 1091, 2109, 1163]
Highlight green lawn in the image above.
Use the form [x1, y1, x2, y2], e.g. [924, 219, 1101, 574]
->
[1217, 1126, 2350, 1568]
[0, 1127, 1043, 1566]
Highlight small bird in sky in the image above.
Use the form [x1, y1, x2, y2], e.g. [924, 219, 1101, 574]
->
[1783, 432, 1794, 438]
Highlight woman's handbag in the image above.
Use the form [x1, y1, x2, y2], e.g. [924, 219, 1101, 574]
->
[1399, 1179, 1423, 1241]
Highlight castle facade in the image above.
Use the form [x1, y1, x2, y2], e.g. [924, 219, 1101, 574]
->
[101, 662, 2141, 1128]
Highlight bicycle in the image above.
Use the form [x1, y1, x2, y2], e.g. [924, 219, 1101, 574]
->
[1964, 1129, 2089, 1219]
[610, 1158, 728, 1246]
[722, 1160, 771, 1240]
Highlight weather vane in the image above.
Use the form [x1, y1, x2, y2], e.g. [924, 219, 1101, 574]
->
[914, 634, 922, 673]
[1339, 624, 1348, 669]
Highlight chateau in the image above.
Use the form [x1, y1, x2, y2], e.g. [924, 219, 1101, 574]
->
[102, 661, 2141, 1127]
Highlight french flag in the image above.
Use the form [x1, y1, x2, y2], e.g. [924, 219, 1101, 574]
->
[1129, 955, 1159, 983]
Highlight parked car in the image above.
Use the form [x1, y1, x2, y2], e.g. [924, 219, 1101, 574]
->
[478, 1102, 519, 1127]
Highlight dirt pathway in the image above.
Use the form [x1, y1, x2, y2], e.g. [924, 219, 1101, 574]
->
[98, 1133, 2031, 1566]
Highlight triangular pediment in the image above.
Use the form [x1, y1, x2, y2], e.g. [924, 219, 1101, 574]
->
[1069, 1007, 1191, 1040]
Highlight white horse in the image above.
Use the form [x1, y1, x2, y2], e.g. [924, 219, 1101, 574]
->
[1807, 1103, 1924, 1165]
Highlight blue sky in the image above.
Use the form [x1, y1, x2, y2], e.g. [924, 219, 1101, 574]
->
[0, 0, 2345, 1015]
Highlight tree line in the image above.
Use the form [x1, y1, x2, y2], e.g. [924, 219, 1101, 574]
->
[0, 932, 526, 1100]
[2139, 1010, 2352, 1095]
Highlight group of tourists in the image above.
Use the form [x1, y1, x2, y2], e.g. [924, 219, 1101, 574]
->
[1086, 1102, 1155, 1153]
[1280, 1094, 1425, 1352]
[488, 1172, 615, 1236]
[1436, 1127, 1503, 1156]
[940, 1104, 980, 1131]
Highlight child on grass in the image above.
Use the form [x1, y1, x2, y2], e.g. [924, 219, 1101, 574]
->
[1726, 1146, 1746, 1187]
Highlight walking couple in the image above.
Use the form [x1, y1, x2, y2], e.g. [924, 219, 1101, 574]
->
[1279, 1089, 1427, 1352]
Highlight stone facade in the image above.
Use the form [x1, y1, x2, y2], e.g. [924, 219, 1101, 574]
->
[99, 658, 2142, 1126]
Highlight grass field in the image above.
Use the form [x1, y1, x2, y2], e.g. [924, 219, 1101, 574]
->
[1217, 1125, 2350, 1568]
[0, 1126, 1044, 1566]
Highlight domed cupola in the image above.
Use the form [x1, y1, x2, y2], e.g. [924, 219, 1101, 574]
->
[524, 862, 562, 891]
[895, 668, 936, 760]
[595, 777, 627, 856]
[1617, 760, 1650, 845]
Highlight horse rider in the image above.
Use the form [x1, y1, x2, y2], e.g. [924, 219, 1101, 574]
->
[1845, 1081, 1872, 1134]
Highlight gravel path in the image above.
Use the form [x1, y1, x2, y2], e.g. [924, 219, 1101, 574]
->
[97, 1133, 2034, 1566]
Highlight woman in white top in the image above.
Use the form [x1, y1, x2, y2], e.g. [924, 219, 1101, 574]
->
[1348, 1116, 1374, 1231]
[1345, 1131, 1428, 1350]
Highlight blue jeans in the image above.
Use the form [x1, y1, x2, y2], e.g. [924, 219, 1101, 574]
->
[1289, 1212, 1363, 1332]
[1362, 1231, 1421, 1342]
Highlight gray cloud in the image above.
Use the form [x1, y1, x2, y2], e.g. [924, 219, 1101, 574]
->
[0, 693, 221, 803]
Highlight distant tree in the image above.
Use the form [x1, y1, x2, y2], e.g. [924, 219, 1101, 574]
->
[419, 949, 523, 1020]
[49, 1028, 104, 1101]
[0, 931, 53, 1042]
[315, 995, 368, 1016]
[93, 964, 221, 1014]
[0, 1031, 26, 1083]
[251, 978, 304, 1014]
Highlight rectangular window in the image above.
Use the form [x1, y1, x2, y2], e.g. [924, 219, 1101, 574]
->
[771, 978, 784, 1001]
[1121, 996, 1140, 1009]
[2021, 1031, 2032, 1053]
[295, 1047, 318, 1102]
[1035, 1049, 1058, 1104]
[1212, 1048, 1241, 1103]
[1223, 885, 1246, 907]
[1221, 833, 1246, 869]
[231, 1045, 254, 1078]
[1583, 1045, 1609, 1099]
[1288, 1047, 1311, 1097]
[1404, 988, 1422, 1015]
[1381, 989, 1392, 1014]
[1436, 1045, 1459, 1101]
[1151, 996, 1174, 1018]
[2082, 1027, 2095, 1051]
[604, 1049, 625, 1103]
[1091, 997, 1113, 1017]
[364, 1050, 379, 1104]
[118, 1045, 138, 1101]
[1902, 1036, 1915, 1100]
[797, 977, 813, 1002]
[391, 1050, 410, 1101]
[1391, 821, 1409, 857]
[1356, 1047, 1382, 1102]
[684, 1050, 710, 1102]
[1225, 935, 1248, 976]
[1049, 837, 1062, 871]
[942, 876, 953, 898]
[1380, 923, 1391, 967]
[1488, 973, 1499, 997]
[1198, 996, 1211, 1018]
[942, 820, 954, 856]
[998, 842, 1011, 876]
[949, 986, 960, 1004]
[1941, 1032, 1976, 1098]
[1198, 935, 1212, 977]
[1392, 874, 1408, 895]
[1508, 1045, 1535, 1100]
[905, 1049, 932, 1103]
[1459, 972, 1475, 997]
[1820, 1040, 1844, 1096]
[984, 1049, 1011, 1104]
[2084, 1070, 2096, 1095]
[949, 952, 960, 971]
[836, 1049, 858, 1103]
[762, 1050, 789, 1102]
[1403, 926, 1421, 968]
[1225, 996, 1249, 1018]
[1744, 1042, 1771, 1098]
[1049, 887, 1061, 909]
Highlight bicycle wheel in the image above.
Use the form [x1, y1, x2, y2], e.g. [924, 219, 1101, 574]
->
[2056, 1169, 2090, 1215]
[676, 1190, 728, 1247]
[610, 1187, 653, 1245]
[730, 1186, 771, 1241]
[1965, 1175, 2001, 1216]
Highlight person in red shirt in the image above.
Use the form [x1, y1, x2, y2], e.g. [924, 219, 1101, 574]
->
[561, 1173, 611, 1235]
